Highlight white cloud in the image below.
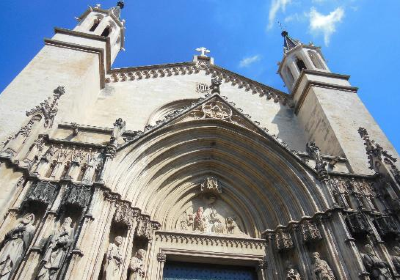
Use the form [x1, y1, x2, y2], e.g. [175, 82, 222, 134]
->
[308, 7, 344, 46]
[239, 55, 261, 68]
[284, 13, 303, 23]
[268, 0, 292, 30]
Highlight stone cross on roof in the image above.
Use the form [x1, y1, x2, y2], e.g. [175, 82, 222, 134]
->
[196, 47, 210, 57]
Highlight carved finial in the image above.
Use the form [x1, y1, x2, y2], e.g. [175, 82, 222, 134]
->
[195, 47, 210, 57]
[112, 118, 126, 142]
[306, 142, 328, 180]
[117, 1, 125, 9]
[54, 86, 65, 97]
[358, 127, 399, 180]
[210, 76, 222, 94]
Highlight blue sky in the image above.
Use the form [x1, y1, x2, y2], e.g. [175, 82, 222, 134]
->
[0, 0, 399, 152]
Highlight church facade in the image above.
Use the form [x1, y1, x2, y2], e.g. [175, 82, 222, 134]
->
[0, 2, 400, 280]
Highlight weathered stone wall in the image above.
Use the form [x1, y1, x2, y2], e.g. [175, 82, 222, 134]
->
[86, 73, 308, 151]
[0, 43, 101, 143]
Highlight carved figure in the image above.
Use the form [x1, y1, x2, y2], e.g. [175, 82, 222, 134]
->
[180, 212, 193, 231]
[23, 136, 45, 167]
[392, 246, 400, 274]
[362, 244, 393, 280]
[208, 208, 223, 233]
[34, 145, 56, 176]
[312, 252, 335, 280]
[286, 261, 301, 280]
[226, 217, 236, 234]
[102, 236, 123, 280]
[111, 118, 126, 144]
[37, 217, 74, 280]
[0, 214, 36, 280]
[128, 249, 146, 280]
[194, 207, 206, 232]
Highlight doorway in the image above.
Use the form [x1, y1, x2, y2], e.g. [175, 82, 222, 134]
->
[163, 261, 257, 280]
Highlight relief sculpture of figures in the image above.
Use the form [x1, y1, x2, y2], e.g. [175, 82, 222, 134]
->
[286, 261, 302, 280]
[362, 244, 393, 280]
[193, 207, 206, 232]
[128, 249, 146, 280]
[391, 246, 400, 274]
[102, 236, 123, 280]
[179, 201, 243, 235]
[0, 214, 35, 280]
[312, 252, 335, 280]
[37, 217, 74, 280]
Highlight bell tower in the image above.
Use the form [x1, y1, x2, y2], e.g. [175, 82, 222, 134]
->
[0, 2, 126, 143]
[278, 31, 399, 174]
[73, 1, 125, 64]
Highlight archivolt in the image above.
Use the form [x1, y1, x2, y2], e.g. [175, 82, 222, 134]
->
[106, 119, 331, 238]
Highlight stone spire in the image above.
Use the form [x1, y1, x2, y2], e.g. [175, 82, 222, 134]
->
[281, 31, 301, 53]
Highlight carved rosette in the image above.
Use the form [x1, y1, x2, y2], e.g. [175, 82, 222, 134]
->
[114, 202, 139, 228]
[276, 229, 294, 251]
[301, 220, 322, 243]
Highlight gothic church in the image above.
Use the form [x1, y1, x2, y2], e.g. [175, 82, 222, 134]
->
[0, 2, 399, 280]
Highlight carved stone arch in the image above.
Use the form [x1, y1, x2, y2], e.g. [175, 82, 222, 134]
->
[145, 99, 197, 126]
[108, 117, 332, 238]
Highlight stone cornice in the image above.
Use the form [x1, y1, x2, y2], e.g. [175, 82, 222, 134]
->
[291, 69, 351, 98]
[156, 231, 266, 250]
[262, 207, 340, 236]
[294, 80, 359, 114]
[54, 27, 113, 74]
[106, 62, 293, 108]
[44, 39, 106, 89]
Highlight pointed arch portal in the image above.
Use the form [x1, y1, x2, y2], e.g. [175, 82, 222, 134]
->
[108, 95, 331, 237]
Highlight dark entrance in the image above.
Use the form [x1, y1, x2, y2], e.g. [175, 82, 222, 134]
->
[163, 261, 257, 280]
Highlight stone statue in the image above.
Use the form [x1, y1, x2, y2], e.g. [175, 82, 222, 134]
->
[391, 246, 400, 274]
[312, 252, 335, 280]
[226, 217, 236, 234]
[37, 217, 74, 280]
[285, 261, 301, 280]
[128, 249, 146, 280]
[362, 244, 393, 280]
[194, 207, 206, 232]
[0, 214, 36, 280]
[102, 236, 123, 280]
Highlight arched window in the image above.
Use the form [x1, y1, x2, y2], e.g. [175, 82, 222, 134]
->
[286, 66, 294, 86]
[296, 58, 307, 72]
[89, 19, 100, 32]
[308, 50, 326, 70]
[101, 26, 111, 37]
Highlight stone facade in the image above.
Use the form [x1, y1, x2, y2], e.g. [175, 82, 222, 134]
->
[0, 3, 399, 280]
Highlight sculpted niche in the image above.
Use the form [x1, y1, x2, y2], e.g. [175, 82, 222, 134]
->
[176, 177, 246, 236]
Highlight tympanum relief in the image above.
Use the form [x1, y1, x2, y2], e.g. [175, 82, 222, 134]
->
[176, 177, 246, 236]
